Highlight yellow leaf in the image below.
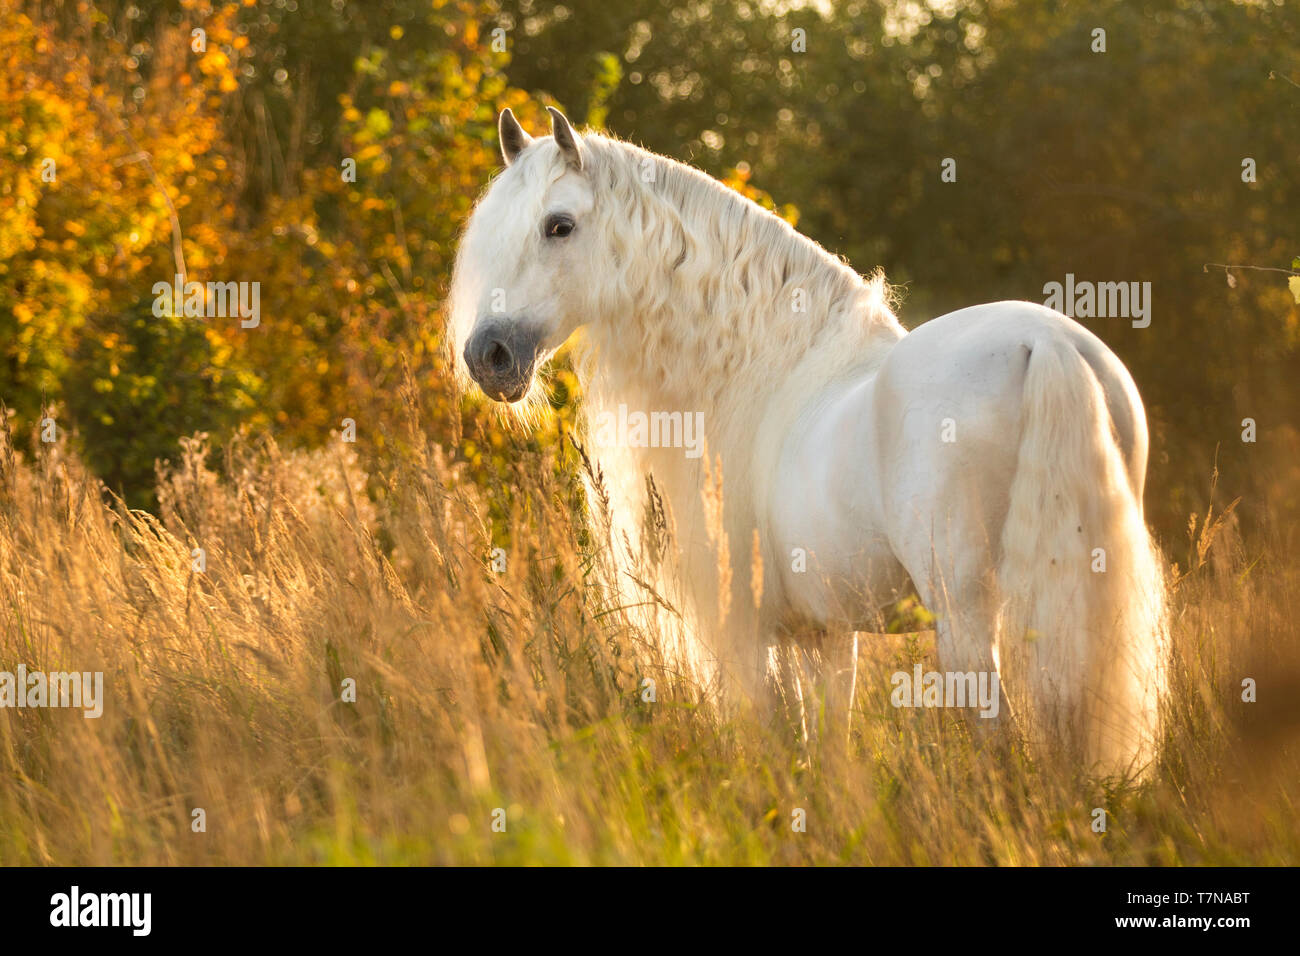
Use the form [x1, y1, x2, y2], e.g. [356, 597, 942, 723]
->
[1289, 276, 1300, 304]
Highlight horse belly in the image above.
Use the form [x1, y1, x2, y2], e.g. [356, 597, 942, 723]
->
[768, 375, 910, 629]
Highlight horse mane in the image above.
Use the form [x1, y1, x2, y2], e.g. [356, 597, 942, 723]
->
[573, 133, 904, 417]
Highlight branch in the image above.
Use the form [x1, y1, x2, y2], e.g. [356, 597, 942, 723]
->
[1203, 262, 1299, 276]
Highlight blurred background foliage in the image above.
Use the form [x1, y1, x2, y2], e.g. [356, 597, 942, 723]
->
[1, 0, 1297, 543]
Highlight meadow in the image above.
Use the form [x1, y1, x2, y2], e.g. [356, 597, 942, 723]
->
[1, 393, 1295, 866]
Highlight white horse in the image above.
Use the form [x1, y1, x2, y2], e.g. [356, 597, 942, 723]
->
[449, 107, 1167, 775]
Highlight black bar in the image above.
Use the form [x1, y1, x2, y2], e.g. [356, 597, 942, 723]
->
[0, 865, 1281, 943]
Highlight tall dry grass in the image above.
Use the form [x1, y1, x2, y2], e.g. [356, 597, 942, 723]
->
[0, 394, 1296, 865]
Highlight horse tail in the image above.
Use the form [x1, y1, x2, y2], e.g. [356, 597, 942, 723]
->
[996, 336, 1167, 777]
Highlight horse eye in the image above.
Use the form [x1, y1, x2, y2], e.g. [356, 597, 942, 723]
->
[544, 215, 575, 239]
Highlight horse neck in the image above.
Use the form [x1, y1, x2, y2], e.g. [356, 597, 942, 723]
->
[585, 149, 903, 447]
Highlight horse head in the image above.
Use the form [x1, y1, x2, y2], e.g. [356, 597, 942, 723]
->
[451, 106, 597, 404]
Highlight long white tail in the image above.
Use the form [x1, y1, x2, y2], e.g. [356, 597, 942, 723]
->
[996, 337, 1167, 776]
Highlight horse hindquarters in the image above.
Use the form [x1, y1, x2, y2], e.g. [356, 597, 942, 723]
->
[996, 337, 1167, 775]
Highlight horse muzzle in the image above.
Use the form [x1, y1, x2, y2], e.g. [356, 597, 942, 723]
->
[463, 318, 545, 403]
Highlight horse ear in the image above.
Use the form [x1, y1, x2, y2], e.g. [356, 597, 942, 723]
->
[546, 106, 584, 171]
[499, 108, 533, 166]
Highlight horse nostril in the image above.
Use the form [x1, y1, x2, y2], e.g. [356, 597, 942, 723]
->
[486, 340, 512, 373]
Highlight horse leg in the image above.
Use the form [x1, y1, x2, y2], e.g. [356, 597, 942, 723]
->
[784, 629, 859, 760]
[930, 576, 1010, 742]
[900, 540, 1010, 743]
[765, 641, 811, 747]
